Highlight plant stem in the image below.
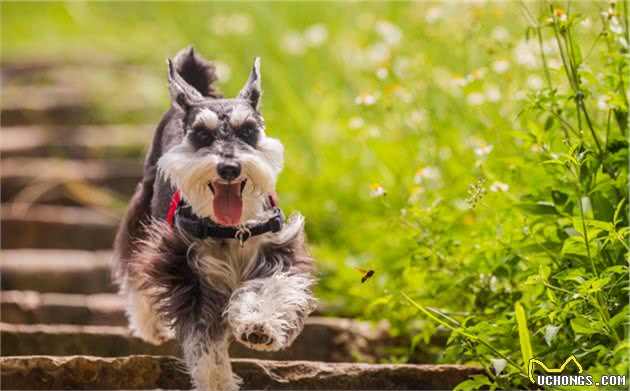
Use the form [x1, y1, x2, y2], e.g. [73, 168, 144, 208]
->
[402, 292, 523, 373]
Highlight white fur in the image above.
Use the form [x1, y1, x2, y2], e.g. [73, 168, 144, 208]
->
[226, 271, 317, 351]
[229, 106, 252, 129]
[183, 333, 241, 391]
[195, 109, 219, 129]
[189, 213, 304, 295]
[157, 134, 283, 224]
[125, 285, 173, 344]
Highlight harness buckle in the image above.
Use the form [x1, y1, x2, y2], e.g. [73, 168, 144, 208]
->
[234, 226, 252, 247]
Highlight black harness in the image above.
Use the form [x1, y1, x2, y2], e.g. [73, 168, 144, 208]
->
[173, 197, 284, 245]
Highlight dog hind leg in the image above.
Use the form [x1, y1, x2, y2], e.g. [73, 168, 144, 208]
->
[183, 331, 241, 391]
[125, 284, 173, 344]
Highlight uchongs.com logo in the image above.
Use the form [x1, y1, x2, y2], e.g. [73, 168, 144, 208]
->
[528, 355, 627, 387]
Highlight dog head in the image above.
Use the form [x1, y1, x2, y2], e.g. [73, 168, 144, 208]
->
[158, 47, 284, 226]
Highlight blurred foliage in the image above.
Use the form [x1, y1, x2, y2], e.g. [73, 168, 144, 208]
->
[2, 1, 628, 389]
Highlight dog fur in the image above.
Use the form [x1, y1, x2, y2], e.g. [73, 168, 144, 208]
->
[112, 46, 317, 391]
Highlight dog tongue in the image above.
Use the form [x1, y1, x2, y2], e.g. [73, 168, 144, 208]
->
[212, 182, 242, 226]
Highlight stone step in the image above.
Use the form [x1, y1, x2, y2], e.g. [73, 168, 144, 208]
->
[1, 355, 483, 390]
[0, 290, 352, 326]
[0, 251, 340, 313]
[1, 85, 91, 126]
[1, 158, 142, 204]
[0, 318, 395, 363]
[1, 291, 125, 325]
[1, 81, 159, 126]
[0, 125, 151, 159]
[1, 55, 118, 85]
[1, 250, 113, 292]
[0, 207, 118, 249]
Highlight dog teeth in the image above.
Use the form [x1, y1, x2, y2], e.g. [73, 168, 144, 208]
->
[208, 183, 215, 194]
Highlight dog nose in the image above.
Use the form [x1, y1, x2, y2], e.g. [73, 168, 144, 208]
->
[217, 162, 241, 181]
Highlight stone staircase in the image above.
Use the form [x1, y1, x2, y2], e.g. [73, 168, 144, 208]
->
[0, 59, 483, 389]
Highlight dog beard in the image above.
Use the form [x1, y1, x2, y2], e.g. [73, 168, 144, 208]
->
[157, 137, 283, 225]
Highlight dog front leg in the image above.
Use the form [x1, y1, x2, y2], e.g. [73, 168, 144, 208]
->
[226, 271, 317, 352]
[182, 330, 241, 391]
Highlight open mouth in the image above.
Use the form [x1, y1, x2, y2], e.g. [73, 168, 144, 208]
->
[208, 179, 246, 226]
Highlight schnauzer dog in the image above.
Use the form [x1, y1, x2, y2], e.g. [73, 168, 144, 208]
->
[112, 46, 317, 391]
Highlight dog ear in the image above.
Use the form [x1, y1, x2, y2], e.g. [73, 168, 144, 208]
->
[237, 57, 262, 110]
[167, 57, 204, 111]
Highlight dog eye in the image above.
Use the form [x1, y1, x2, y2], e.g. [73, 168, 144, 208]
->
[190, 124, 215, 146]
[236, 123, 258, 145]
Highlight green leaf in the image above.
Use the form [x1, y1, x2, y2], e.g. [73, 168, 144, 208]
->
[544, 115, 555, 130]
[570, 317, 603, 335]
[453, 374, 493, 391]
[515, 302, 533, 372]
[609, 305, 629, 328]
[517, 202, 559, 215]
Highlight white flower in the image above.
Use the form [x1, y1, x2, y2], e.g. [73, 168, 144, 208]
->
[474, 143, 493, 156]
[513, 40, 538, 69]
[526, 75, 544, 90]
[489, 181, 509, 192]
[409, 109, 427, 125]
[282, 31, 306, 55]
[467, 93, 485, 106]
[414, 166, 441, 184]
[211, 13, 253, 36]
[580, 17, 593, 29]
[468, 68, 487, 81]
[370, 183, 386, 198]
[304, 24, 328, 47]
[597, 95, 611, 111]
[492, 59, 510, 74]
[485, 86, 501, 102]
[375, 20, 403, 46]
[348, 116, 365, 129]
[610, 16, 624, 35]
[544, 325, 560, 346]
[229, 13, 253, 35]
[547, 58, 563, 70]
[425, 6, 443, 23]
[392, 57, 410, 78]
[531, 143, 547, 152]
[491, 358, 507, 376]
[355, 92, 377, 105]
[367, 126, 381, 137]
[452, 76, 468, 88]
[491, 26, 510, 42]
[376, 66, 389, 79]
[365, 42, 391, 64]
[213, 61, 231, 82]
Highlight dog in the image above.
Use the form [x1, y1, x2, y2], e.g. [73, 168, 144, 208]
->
[112, 46, 317, 391]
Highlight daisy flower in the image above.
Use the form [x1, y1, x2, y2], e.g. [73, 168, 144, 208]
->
[474, 143, 493, 156]
[370, 183, 386, 198]
[355, 92, 377, 105]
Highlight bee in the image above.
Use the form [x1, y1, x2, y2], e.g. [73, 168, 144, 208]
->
[354, 267, 376, 283]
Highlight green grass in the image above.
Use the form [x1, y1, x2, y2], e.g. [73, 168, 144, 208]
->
[2, 1, 628, 389]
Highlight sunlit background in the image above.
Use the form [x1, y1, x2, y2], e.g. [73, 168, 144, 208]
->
[2, 2, 628, 389]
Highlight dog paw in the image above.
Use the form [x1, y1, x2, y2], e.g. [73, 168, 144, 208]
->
[235, 323, 284, 352]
